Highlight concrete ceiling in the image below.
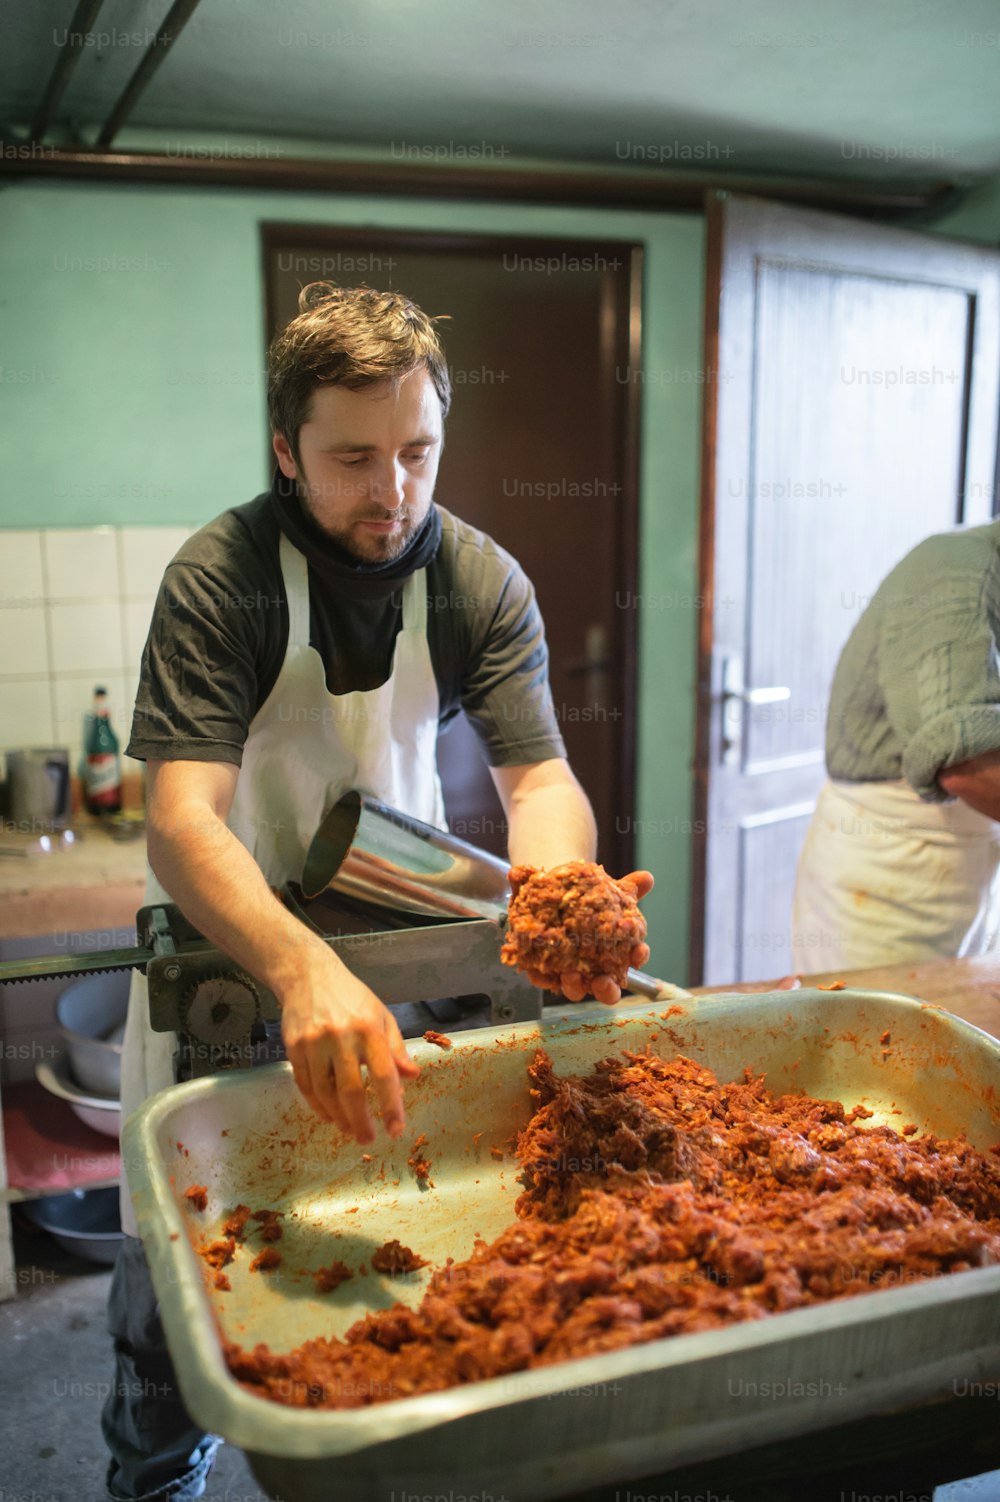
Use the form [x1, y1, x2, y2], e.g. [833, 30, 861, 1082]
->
[3, 0, 1000, 183]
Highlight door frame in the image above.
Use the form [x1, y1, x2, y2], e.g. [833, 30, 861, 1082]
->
[689, 194, 726, 986]
[689, 191, 1000, 985]
[259, 221, 644, 873]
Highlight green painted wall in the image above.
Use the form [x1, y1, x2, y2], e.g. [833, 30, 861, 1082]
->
[0, 178, 706, 981]
[926, 172, 1000, 245]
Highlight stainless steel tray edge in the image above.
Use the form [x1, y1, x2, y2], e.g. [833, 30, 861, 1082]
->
[244, 1296, 1000, 1502]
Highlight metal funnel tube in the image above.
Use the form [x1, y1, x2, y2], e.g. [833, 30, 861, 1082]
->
[300, 792, 692, 1004]
[300, 792, 511, 921]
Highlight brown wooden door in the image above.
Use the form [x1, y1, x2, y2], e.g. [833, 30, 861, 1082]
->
[263, 227, 641, 870]
[693, 193, 1000, 985]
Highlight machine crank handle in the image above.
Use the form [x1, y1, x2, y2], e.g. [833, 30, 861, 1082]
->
[624, 967, 694, 1002]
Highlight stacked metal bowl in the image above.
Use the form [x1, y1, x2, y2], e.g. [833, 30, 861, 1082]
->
[36, 970, 129, 1137]
[30, 971, 130, 1264]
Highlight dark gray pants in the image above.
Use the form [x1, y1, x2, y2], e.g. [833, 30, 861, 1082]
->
[99, 1022, 292, 1499]
[101, 1234, 220, 1500]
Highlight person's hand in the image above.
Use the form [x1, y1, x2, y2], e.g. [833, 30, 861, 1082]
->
[719, 973, 802, 995]
[279, 951, 419, 1144]
[558, 869, 655, 1006]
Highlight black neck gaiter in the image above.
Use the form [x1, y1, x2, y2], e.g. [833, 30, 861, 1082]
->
[268, 468, 442, 601]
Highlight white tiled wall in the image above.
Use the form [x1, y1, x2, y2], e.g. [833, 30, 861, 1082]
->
[0, 525, 194, 778]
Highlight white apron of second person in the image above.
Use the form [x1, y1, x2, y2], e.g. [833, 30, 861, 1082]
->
[119, 534, 446, 1235]
[791, 776, 1000, 974]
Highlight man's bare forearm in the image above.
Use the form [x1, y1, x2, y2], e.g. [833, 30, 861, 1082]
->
[503, 765, 598, 868]
[147, 806, 343, 1001]
[142, 762, 418, 1140]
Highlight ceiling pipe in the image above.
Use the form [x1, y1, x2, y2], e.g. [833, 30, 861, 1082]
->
[30, 0, 106, 142]
[0, 145, 953, 221]
[94, 0, 203, 149]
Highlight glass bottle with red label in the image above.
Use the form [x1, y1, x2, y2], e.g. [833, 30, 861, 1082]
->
[83, 685, 122, 815]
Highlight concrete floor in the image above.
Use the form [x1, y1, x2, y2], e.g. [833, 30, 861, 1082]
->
[0, 1214, 269, 1502]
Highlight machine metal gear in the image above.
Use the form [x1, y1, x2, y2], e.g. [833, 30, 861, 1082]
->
[182, 972, 259, 1045]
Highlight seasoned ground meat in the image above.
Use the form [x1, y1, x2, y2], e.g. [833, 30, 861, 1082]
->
[501, 862, 646, 994]
[249, 1247, 282, 1273]
[371, 1240, 429, 1276]
[200, 1237, 235, 1270]
[222, 1204, 252, 1239]
[252, 1209, 284, 1243]
[184, 1185, 208, 1212]
[408, 1135, 433, 1186]
[314, 1261, 354, 1293]
[224, 1050, 1000, 1408]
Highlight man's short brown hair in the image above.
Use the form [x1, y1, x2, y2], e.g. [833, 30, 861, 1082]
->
[267, 281, 451, 461]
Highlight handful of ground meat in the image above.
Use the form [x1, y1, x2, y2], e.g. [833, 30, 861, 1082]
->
[501, 861, 646, 994]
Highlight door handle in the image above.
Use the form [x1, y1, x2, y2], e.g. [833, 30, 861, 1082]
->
[565, 623, 612, 676]
[730, 685, 792, 706]
[720, 656, 790, 765]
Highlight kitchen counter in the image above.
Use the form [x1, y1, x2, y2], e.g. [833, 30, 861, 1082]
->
[0, 821, 147, 941]
[694, 953, 1000, 1042]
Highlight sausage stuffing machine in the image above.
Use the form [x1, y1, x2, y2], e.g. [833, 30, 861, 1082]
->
[0, 792, 686, 1078]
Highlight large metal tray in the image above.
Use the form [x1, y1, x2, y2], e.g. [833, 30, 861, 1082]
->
[124, 989, 1000, 1502]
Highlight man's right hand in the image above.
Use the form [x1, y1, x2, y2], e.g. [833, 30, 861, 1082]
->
[278, 951, 420, 1144]
[144, 762, 420, 1144]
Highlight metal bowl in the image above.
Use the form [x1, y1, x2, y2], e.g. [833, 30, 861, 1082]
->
[56, 971, 129, 1096]
[21, 1187, 122, 1265]
[36, 1054, 121, 1139]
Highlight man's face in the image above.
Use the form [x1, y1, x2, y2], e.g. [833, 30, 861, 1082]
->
[273, 368, 444, 563]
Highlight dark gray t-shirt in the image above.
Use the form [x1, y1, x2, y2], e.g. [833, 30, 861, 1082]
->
[128, 491, 566, 770]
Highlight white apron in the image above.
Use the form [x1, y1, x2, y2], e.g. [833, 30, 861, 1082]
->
[119, 534, 445, 1234]
[791, 777, 1000, 974]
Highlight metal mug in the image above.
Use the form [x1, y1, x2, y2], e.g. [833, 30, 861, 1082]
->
[5, 747, 72, 832]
